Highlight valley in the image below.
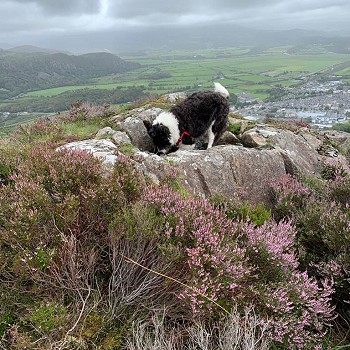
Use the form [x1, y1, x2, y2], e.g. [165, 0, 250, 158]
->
[1, 45, 350, 130]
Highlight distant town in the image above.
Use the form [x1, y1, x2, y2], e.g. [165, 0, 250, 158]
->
[234, 77, 350, 128]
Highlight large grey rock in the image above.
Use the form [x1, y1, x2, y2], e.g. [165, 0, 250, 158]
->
[228, 117, 250, 135]
[138, 145, 286, 205]
[57, 139, 287, 205]
[241, 125, 323, 176]
[95, 127, 131, 145]
[58, 100, 350, 207]
[109, 106, 163, 152]
[117, 117, 154, 152]
[216, 130, 240, 145]
[163, 92, 187, 102]
[319, 130, 350, 154]
[57, 139, 118, 168]
[136, 107, 163, 122]
[110, 106, 162, 124]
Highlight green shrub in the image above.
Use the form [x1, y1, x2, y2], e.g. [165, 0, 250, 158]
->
[145, 185, 335, 348]
[23, 301, 68, 333]
[271, 174, 350, 338]
[0, 142, 176, 348]
[211, 195, 271, 227]
[228, 122, 241, 135]
[332, 121, 350, 133]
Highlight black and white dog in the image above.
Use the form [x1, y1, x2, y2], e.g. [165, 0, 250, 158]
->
[143, 82, 230, 154]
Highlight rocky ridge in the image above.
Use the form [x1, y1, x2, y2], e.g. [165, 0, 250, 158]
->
[59, 93, 350, 205]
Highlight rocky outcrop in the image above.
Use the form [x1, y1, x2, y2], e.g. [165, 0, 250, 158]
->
[138, 146, 286, 204]
[112, 107, 163, 152]
[57, 139, 119, 168]
[241, 125, 323, 176]
[319, 130, 350, 155]
[95, 127, 132, 145]
[58, 101, 350, 206]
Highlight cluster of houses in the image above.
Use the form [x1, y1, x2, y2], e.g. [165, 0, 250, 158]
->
[234, 80, 350, 128]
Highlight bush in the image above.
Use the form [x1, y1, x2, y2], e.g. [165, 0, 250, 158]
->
[321, 158, 348, 181]
[14, 118, 64, 144]
[0, 138, 342, 349]
[332, 121, 350, 133]
[145, 185, 335, 348]
[272, 174, 350, 333]
[126, 307, 271, 350]
[0, 142, 172, 348]
[0, 149, 17, 186]
[9, 102, 117, 145]
[22, 301, 68, 334]
[62, 100, 116, 122]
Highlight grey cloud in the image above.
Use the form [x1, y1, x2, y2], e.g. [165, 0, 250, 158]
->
[111, 0, 195, 17]
[1, 0, 350, 51]
[11, 0, 101, 15]
[109, 0, 278, 19]
[284, 0, 350, 12]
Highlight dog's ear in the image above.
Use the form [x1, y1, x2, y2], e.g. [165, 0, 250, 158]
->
[143, 120, 152, 132]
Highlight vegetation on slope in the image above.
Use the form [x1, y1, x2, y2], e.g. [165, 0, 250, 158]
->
[0, 51, 141, 99]
[0, 87, 150, 113]
[333, 120, 350, 133]
[0, 104, 349, 349]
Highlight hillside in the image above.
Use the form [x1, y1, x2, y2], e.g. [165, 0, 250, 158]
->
[0, 99, 349, 348]
[0, 51, 141, 98]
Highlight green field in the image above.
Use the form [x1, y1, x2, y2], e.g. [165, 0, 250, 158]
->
[17, 47, 350, 103]
[25, 83, 135, 97]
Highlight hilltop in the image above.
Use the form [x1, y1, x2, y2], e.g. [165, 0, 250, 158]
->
[5, 45, 70, 54]
[0, 51, 141, 99]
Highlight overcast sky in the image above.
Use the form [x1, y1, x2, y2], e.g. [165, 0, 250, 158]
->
[1, 0, 350, 52]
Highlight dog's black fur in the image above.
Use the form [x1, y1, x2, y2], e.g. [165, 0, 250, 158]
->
[171, 91, 229, 142]
[144, 84, 229, 154]
[145, 123, 172, 152]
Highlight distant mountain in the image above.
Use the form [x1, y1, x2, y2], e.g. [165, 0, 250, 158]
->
[7, 45, 70, 54]
[45, 23, 350, 54]
[0, 42, 13, 50]
[0, 52, 141, 98]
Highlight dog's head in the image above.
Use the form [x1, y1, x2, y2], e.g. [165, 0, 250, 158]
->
[143, 120, 176, 155]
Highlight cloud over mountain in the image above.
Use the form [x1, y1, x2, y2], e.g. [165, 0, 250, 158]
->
[1, 0, 350, 52]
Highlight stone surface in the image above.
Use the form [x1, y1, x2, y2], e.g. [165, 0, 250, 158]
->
[138, 145, 286, 205]
[57, 139, 118, 168]
[216, 130, 240, 145]
[241, 125, 323, 176]
[117, 117, 154, 152]
[136, 107, 163, 122]
[162, 92, 187, 102]
[95, 127, 131, 145]
[228, 117, 251, 135]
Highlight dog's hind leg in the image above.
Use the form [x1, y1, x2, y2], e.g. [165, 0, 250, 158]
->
[207, 121, 215, 149]
[212, 112, 229, 146]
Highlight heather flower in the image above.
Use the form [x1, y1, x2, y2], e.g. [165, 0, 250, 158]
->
[0, 141, 340, 348]
[145, 184, 335, 348]
[272, 173, 350, 335]
[60, 101, 116, 122]
[271, 175, 313, 219]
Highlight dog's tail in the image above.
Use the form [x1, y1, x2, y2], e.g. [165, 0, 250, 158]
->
[214, 82, 230, 99]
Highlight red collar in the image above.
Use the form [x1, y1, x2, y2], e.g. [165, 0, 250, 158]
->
[176, 131, 191, 146]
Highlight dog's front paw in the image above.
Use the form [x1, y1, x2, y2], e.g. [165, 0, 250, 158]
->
[194, 140, 208, 150]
